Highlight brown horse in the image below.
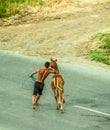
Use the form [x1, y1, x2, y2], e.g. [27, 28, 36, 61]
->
[49, 58, 65, 113]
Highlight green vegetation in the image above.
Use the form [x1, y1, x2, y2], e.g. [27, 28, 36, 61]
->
[0, 0, 44, 17]
[89, 32, 110, 65]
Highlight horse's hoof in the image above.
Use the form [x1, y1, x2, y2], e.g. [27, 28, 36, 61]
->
[63, 99, 65, 104]
[60, 109, 64, 113]
[56, 107, 59, 110]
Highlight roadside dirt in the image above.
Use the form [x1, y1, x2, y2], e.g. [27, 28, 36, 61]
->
[0, 0, 110, 70]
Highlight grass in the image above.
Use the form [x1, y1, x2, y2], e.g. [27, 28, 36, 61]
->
[89, 32, 110, 65]
[0, 0, 44, 17]
[89, 50, 110, 65]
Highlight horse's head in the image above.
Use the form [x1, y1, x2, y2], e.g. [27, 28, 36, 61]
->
[50, 58, 59, 71]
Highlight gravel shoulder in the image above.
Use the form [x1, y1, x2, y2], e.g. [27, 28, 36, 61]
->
[0, 0, 110, 70]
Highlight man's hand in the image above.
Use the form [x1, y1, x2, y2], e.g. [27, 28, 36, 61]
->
[29, 74, 33, 78]
[29, 69, 38, 78]
[48, 67, 55, 73]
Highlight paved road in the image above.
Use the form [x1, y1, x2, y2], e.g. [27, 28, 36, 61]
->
[0, 51, 110, 130]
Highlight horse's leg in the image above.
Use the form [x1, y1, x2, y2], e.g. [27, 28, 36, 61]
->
[51, 81, 59, 110]
[58, 83, 64, 113]
[62, 88, 65, 104]
[59, 89, 64, 113]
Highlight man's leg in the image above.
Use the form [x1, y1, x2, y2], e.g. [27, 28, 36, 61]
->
[32, 95, 36, 109]
[35, 85, 43, 106]
[35, 94, 40, 105]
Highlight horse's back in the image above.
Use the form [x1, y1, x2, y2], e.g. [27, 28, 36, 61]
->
[52, 74, 64, 86]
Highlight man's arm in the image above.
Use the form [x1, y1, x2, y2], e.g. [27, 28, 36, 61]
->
[30, 69, 39, 77]
[48, 67, 55, 73]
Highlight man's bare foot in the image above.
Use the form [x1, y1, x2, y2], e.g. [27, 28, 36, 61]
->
[32, 103, 36, 110]
[32, 106, 36, 110]
[36, 102, 39, 106]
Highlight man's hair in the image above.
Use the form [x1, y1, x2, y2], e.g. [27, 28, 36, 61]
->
[44, 62, 50, 68]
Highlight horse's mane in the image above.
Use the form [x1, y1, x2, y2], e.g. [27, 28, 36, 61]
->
[50, 58, 59, 73]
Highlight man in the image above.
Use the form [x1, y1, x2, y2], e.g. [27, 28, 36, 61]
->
[30, 61, 55, 110]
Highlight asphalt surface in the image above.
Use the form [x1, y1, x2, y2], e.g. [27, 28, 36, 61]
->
[0, 51, 110, 130]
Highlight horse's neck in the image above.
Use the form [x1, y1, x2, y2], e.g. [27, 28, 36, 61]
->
[54, 66, 60, 74]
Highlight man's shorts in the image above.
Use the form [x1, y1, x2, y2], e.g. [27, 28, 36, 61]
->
[33, 81, 44, 95]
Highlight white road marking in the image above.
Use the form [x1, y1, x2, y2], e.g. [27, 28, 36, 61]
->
[74, 105, 110, 117]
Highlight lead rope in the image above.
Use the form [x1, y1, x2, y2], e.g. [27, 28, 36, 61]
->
[21, 75, 36, 87]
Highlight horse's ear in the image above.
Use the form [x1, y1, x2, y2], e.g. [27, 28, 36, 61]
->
[50, 58, 57, 62]
[50, 58, 53, 61]
[55, 59, 57, 62]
